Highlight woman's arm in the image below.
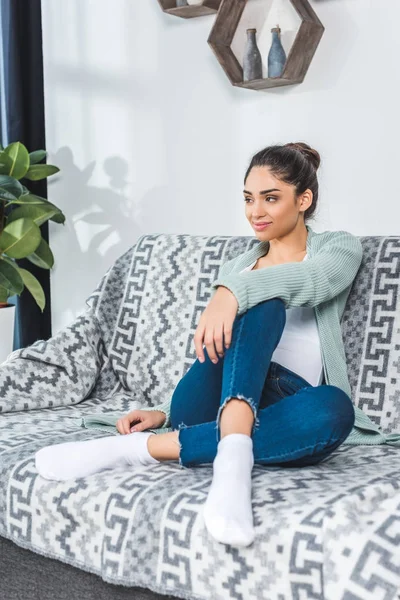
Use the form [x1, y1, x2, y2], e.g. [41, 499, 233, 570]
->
[146, 399, 171, 428]
[210, 230, 363, 315]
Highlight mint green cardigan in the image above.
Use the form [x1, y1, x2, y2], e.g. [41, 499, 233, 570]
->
[79, 225, 400, 447]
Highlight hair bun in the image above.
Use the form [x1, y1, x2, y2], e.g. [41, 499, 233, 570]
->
[285, 142, 320, 171]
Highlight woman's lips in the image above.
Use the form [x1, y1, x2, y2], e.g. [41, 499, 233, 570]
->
[253, 222, 272, 230]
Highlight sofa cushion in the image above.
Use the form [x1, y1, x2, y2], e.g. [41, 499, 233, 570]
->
[1, 402, 399, 599]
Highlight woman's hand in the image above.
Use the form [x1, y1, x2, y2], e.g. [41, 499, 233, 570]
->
[194, 286, 238, 364]
[116, 409, 166, 435]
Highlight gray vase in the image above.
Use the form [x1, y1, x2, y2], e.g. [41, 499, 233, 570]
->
[268, 25, 286, 78]
[176, 0, 189, 6]
[243, 28, 262, 81]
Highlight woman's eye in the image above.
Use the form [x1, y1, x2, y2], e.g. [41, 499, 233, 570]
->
[244, 197, 277, 203]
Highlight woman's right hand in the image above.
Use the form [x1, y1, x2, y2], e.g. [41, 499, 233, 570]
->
[116, 409, 166, 435]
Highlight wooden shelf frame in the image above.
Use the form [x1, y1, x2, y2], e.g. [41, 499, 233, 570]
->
[207, 0, 325, 90]
[157, 0, 222, 19]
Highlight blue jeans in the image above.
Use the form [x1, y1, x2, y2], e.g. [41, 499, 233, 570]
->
[170, 298, 355, 469]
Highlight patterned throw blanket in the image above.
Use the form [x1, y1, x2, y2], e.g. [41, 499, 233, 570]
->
[1, 233, 400, 600]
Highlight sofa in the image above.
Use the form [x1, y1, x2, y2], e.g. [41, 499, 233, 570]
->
[1, 231, 400, 600]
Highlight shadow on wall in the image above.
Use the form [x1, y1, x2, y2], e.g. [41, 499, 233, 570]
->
[48, 146, 145, 320]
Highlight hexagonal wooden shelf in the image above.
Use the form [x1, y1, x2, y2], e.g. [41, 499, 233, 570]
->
[207, 0, 324, 89]
[157, 0, 222, 19]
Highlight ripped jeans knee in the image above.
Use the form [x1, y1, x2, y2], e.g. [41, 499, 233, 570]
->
[176, 422, 190, 470]
[175, 398, 260, 468]
[215, 395, 260, 444]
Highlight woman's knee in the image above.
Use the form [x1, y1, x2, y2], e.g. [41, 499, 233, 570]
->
[318, 385, 355, 433]
[254, 297, 285, 313]
[243, 297, 286, 327]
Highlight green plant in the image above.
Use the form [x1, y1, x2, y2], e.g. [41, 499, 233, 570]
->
[0, 141, 64, 310]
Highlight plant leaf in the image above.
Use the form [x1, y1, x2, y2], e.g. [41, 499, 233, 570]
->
[49, 210, 66, 224]
[6, 193, 66, 224]
[0, 259, 24, 295]
[29, 150, 47, 165]
[4, 142, 30, 180]
[0, 285, 9, 302]
[0, 285, 11, 303]
[7, 205, 60, 227]
[25, 237, 54, 269]
[8, 194, 46, 206]
[24, 164, 60, 181]
[17, 267, 46, 311]
[0, 152, 14, 176]
[0, 175, 24, 202]
[0, 218, 42, 259]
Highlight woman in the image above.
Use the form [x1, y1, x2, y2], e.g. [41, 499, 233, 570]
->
[35, 142, 361, 549]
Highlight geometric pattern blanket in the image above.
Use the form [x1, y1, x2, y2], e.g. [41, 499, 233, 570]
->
[0, 232, 400, 600]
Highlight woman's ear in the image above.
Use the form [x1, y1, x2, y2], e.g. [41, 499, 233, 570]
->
[300, 189, 313, 212]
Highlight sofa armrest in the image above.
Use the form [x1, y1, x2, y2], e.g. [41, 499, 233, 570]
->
[0, 311, 104, 414]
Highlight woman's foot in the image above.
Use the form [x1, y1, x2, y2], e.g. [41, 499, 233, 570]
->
[203, 433, 255, 547]
[35, 431, 160, 481]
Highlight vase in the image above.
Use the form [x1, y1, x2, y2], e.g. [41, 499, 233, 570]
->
[268, 25, 286, 78]
[176, 0, 189, 6]
[0, 304, 15, 364]
[243, 28, 263, 81]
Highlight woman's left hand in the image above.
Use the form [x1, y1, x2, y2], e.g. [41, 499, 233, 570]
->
[193, 286, 238, 364]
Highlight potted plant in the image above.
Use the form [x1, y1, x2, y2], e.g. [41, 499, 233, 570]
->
[0, 141, 64, 363]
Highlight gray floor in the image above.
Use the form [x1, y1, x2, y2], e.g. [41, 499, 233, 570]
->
[0, 535, 180, 600]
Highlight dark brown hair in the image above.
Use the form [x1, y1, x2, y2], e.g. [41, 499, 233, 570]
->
[244, 142, 321, 221]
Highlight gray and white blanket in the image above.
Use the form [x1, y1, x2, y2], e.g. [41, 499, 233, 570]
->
[0, 233, 400, 600]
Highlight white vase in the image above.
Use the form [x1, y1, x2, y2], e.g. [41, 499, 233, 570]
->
[0, 305, 16, 364]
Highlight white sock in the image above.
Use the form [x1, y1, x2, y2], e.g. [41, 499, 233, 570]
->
[35, 432, 160, 481]
[203, 433, 255, 547]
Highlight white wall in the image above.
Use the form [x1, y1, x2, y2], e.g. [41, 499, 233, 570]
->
[41, 0, 400, 333]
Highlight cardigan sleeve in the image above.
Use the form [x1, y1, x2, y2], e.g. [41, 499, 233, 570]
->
[210, 231, 363, 315]
[208, 255, 238, 301]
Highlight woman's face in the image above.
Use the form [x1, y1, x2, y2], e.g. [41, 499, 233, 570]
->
[243, 166, 310, 240]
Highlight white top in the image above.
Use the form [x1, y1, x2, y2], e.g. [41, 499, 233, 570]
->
[240, 253, 324, 387]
